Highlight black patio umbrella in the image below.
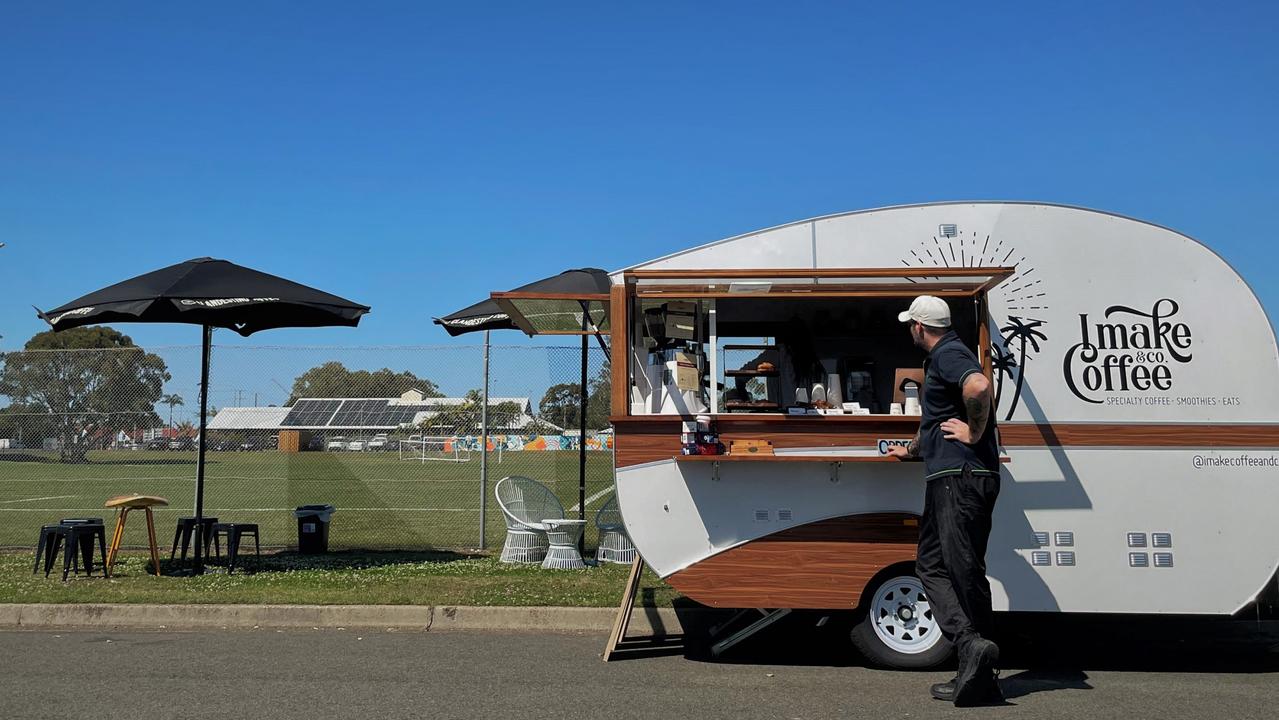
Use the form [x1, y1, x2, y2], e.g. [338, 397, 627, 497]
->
[435, 268, 612, 550]
[433, 297, 516, 337]
[38, 257, 370, 573]
[432, 268, 610, 337]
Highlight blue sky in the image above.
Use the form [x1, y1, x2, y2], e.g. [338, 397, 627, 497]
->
[2, 2, 1277, 404]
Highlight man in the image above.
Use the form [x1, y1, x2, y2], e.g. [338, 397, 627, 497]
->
[885, 295, 1002, 706]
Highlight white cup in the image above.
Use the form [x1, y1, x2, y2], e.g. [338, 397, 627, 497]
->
[890, 403, 903, 415]
[811, 383, 827, 405]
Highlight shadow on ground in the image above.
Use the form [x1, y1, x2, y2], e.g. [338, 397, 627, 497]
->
[608, 603, 1279, 702]
[155, 549, 484, 576]
[0, 451, 210, 466]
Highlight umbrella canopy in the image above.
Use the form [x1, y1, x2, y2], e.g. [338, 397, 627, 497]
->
[434, 268, 612, 553]
[38, 257, 369, 574]
[432, 268, 610, 337]
[432, 298, 516, 337]
[38, 257, 369, 335]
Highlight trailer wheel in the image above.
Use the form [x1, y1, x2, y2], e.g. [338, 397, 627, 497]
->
[850, 572, 953, 669]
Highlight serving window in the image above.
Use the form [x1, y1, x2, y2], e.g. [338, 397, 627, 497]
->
[620, 268, 1012, 417]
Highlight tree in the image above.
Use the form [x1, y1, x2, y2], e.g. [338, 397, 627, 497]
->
[287, 361, 442, 403]
[161, 393, 184, 429]
[0, 327, 169, 463]
[538, 383, 582, 430]
[537, 364, 611, 431]
[424, 389, 525, 434]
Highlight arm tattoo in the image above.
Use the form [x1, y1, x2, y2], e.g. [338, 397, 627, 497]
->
[905, 431, 921, 458]
[966, 394, 990, 440]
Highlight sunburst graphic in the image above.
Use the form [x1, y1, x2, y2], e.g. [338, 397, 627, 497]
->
[899, 229, 1049, 420]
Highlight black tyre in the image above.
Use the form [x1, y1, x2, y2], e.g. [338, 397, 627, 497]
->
[849, 570, 954, 669]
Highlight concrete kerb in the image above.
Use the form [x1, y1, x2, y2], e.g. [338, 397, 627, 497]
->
[0, 603, 691, 634]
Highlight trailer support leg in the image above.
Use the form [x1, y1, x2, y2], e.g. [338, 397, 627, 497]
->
[602, 555, 646, 661]
[710, 608, 792, 658]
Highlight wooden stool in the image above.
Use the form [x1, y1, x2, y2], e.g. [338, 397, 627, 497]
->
[104, 494, 169, 577]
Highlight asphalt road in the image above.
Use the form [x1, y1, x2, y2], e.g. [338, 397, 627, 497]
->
[2, 616, 1277, 719]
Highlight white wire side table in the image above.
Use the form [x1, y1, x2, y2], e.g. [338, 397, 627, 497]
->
[541, 519, 588, 569]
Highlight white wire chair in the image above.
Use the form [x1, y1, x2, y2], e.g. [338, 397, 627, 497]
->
[494, 476, 566, 564]
[594, 494, 637, 565]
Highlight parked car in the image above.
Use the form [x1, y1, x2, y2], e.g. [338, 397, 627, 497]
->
[326, 436, 347, 451]
[366, 434, 388, 451]
[346, 440, 365, 452]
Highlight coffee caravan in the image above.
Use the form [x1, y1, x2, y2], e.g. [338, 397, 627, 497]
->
[498, 202, 1279, 668]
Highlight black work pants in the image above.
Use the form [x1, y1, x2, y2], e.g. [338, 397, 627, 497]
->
[915, 465, 1000, 654]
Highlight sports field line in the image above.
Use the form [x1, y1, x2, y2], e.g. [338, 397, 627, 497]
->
[569, 486, 613, 513]
[0, 495, 76, 504]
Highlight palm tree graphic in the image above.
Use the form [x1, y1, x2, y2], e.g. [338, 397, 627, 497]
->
[990, 342, 1018, 411]
[1000, 317, 1047, 421]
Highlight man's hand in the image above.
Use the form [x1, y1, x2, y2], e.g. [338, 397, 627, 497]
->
[941, 417, 973, 444]
[885, 444, 912, 460]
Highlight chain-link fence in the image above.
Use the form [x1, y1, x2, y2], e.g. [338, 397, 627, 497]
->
[0, 339, 613, 553]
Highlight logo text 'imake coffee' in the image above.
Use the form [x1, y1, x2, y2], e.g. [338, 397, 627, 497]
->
[1063, 299, 1193, 404]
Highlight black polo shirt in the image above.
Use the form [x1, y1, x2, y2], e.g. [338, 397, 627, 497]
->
[919, 331, 999, 478]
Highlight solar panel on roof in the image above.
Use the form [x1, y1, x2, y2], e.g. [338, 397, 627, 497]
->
[281, 399, 341, 427]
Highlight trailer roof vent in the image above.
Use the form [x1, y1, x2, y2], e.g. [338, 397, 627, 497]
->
[1055, 551, 1076, 567]
[1129, 552, 1149, 568]
[1153, 552, 1174, 568]
[1054, 532, 1074, 547]
[939, 224, 958, 238]
[1031, 551, 1051, 566]
[1127, 532, 1147, 548]
[754, 509, 770, 522]
[1033, 532, 1049, 547]
[777, 508, 793, 522]
[1151, 533, 1172, 548]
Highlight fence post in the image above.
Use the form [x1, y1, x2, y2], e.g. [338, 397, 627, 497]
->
[479, 331, 490, 550]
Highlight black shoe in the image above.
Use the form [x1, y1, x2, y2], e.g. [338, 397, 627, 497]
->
[930, 678, 956, 701]
[954, 638, 1001, 707]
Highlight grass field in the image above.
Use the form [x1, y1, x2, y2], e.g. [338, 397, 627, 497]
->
[0, 449, 616, 551]
[1, 550, 680, 607]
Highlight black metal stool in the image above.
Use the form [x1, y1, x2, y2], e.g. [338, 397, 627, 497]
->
[61, 518, 107, 578]
[33, 520, 108, 580]
[170, 516, 219, 561]
[33, 524, 70, 577]
[211, 523, 260, 574]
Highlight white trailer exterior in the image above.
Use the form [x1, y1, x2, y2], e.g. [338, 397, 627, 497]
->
[611, 202, 1279, 626]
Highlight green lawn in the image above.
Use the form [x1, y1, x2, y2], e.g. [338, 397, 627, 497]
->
[0, 449, 616, 551]
[1, 550, 681, 607]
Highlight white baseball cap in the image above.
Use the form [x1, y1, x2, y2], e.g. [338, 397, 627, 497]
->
[898, 295, 952, 328]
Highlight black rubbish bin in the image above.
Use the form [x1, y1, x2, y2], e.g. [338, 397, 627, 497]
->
[294, 504, 335, 554]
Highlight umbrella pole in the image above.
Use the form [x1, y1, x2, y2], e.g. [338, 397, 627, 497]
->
[192, 325, 212, 574]
[579, 328, 587, 554]
[479, 330, 489, 550]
